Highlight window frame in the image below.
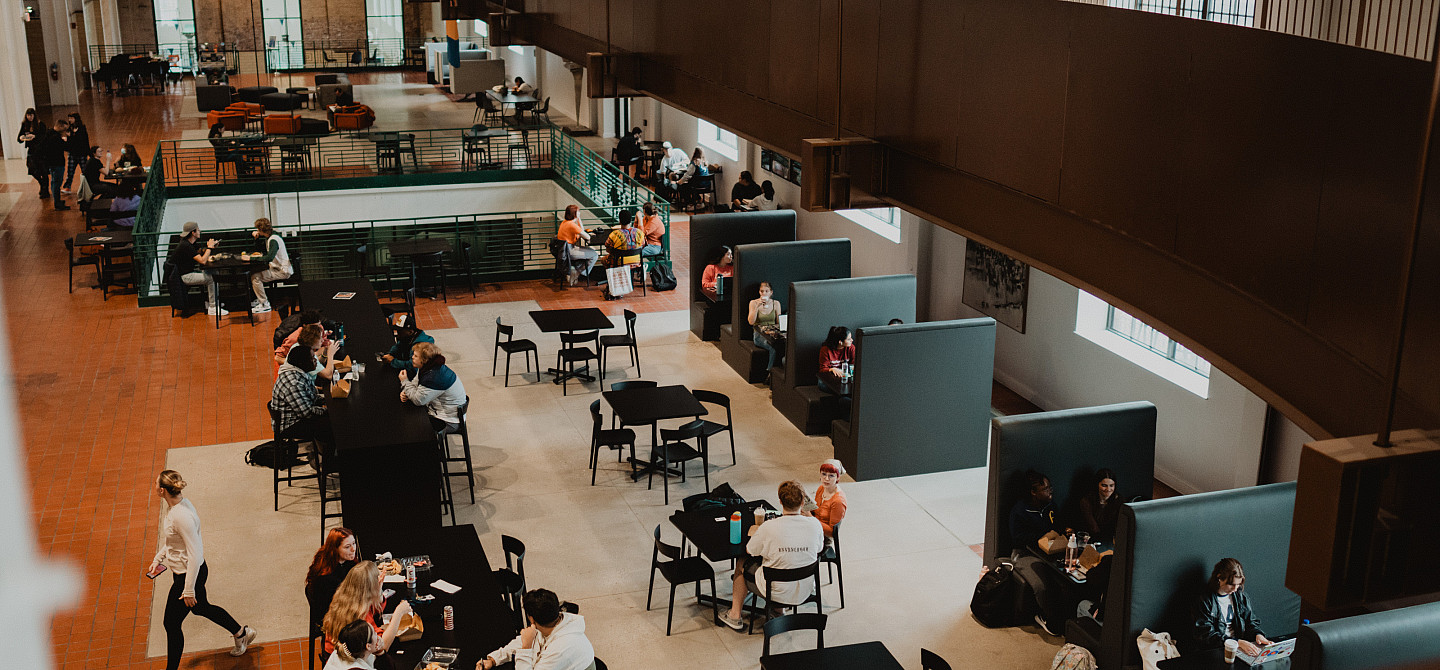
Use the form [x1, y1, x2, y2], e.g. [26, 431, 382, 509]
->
[838, 207, 901, 243]
[696, 119, 739, 161]
[1074, 290, 1212, 397]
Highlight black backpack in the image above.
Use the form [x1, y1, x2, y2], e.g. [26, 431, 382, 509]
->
[273, 312, 307, 348]
[682, 482, 745, 512]
[970, 559, 1030, 627]
[648, 262, 677, 291]
[244, 441, 304, 470]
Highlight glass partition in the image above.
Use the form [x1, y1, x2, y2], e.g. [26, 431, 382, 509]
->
[262, 0, 304, 70]
[366, 0, 404, 66]
[153, 0, 197, 69]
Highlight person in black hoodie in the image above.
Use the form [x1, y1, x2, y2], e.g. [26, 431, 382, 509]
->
[33, 124, 71, 210]
[62, 113, 90, 194]
[16, 110, 47, 198]
[82, 145, 117, 199]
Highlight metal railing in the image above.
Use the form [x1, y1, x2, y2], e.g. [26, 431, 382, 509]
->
[1063, 0, 1439, 60]
[158, 125, 554, 189]
[549, 125, 670, 231]
[263, 36, 470, 71]
[88, 43, 199, 72]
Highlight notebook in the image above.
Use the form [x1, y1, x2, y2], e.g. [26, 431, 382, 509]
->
[1238, 638, 1296, 665]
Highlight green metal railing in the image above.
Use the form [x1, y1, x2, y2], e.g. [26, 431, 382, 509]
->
[549, 125, 670, 233]
[134, 148, 170, 300]
[158, 126, 554, 189]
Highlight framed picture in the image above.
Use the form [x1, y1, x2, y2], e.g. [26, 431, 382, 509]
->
[961, 241, 1030, 333]
[760, 148, 802, 186]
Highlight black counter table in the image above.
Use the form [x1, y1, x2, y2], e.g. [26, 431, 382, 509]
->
[372, 524, 517, 670]
[300, 278, 440, 539]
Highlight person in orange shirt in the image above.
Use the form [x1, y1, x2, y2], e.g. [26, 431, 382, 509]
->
[555, 204, 598, 284]
[638, 201, 665, 258]
[807, 459, 848, 542]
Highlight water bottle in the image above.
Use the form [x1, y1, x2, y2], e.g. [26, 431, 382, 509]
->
[1065, 533, 1079, 569]
[729, 511, 742, 544]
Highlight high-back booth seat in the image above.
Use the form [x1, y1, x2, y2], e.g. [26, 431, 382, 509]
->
[333, 104, 376, 130]
[829, 318, 995, 480]
[1293, 601, 1440, 670]
[719, 238, 851, 383]
[236, 85, 279, 103]
[984, 402, 1158, 563]
[196, 84, 233, 111]
[689, 210, 796, 341]
[451, 54, 504, 95]
[772, 275, 916, 434]
[1066, 482, 1302, 670]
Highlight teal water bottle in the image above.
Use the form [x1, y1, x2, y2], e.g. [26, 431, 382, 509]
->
[729, 511, 742, 544]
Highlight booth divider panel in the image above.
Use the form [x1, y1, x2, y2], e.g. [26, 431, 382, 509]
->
[784, 274, 916, 389]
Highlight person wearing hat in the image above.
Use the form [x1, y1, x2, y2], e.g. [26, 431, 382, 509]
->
[167, 221, 227, 316]
[808, 459, 849, 541]
[659, 141, 689, 177]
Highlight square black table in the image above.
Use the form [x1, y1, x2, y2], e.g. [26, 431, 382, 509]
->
[669, 500, 776, 563]
[761, 641, 904, 670]
[531, 308, 615, 383]
[603, 384, 707, 480]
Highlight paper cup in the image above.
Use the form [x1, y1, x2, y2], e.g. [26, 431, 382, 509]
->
[1223, 639, 1239, 663]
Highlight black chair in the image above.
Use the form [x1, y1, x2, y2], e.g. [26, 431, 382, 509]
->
[447, 240, 477, 298]
[66, 238, 100, 293]
[493, 535, 527, 629]
[493, 317, 538, 386]
[589, 400, 636, 485]
[99, 245, 135, 301]
[609, 380, 658, 429]
[379, 286, 417, 325]
[556, 330, 601, 396]
[692, 390, 736, 466]
[648, 419, 709, 505]
[647, 524, 718, 635]
[439, 397, 474, 504]
[474, 95, 501, 125]
[821, 520, 845, 608]
[267, 405, 321, 511]
[212, 265, 254, 327]
[411, 249, 447, 302]
[762, 613, 827, 658]
[749, 561, 823, 633]
[529, 96, 551, 125]
[318, 451, 342, 541]
[600, 309, 641, 378]
[921, 648, 952, 670]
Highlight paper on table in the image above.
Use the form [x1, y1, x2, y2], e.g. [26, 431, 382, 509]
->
[430, 579, 461, 593]
[383, 574, 405, 583]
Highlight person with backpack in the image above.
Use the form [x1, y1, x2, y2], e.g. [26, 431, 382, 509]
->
[270, 337, 337, 448]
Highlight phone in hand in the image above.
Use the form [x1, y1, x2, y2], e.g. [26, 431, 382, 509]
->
[146, 563, 168, 579]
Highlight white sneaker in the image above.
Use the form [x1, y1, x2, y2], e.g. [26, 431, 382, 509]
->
[207, 306, 230, 316]
[230, 626, 257, 656]
[252, 301, 272, 313]
[716, 611, 746, 631]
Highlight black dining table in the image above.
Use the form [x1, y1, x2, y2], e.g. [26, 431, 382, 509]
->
[530, 308, 615, 383]
[300, 278, 441, 539]
[761, 641, 905, 670]
[370, 524, 516, 670]
[603, 384, 707, 480]
[669, 500, 776, 563]
[74, 229, 133, 247]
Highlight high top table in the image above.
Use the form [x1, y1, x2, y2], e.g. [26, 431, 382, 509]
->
[300, 278, 441, 539]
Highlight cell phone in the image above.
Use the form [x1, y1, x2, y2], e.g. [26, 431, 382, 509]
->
[146, 564, 167, 579]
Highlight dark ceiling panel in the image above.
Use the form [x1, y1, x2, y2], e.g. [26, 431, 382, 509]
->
[768, 0, 823, 118]
[839, 0, 880, 137]
[872, 0, 963, 164]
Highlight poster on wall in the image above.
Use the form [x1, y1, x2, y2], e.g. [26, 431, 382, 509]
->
[962, 241, 1030, 333]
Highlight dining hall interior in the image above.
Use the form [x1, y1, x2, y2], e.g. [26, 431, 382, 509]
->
[3, 1, 1440, 669]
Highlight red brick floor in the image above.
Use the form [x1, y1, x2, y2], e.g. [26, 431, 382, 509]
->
[3, 72, 691, 669]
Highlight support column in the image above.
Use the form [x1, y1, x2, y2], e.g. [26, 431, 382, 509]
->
[39, 0, 81, 105]
[0, 6, 38, 159]
[98, 0, 120, 46]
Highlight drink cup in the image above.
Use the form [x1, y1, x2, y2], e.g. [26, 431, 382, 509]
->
[753, 508, 765, 526]
[1223, 639, 1239, 663]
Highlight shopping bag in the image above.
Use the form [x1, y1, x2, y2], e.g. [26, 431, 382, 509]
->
[1137, 628, 1180, 670]
[606, 265, 633, 296]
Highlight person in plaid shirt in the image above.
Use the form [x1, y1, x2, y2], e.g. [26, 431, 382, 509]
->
[270, 341, 335, 448]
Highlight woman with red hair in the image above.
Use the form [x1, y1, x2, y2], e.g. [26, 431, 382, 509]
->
[305, 528, 359, 627]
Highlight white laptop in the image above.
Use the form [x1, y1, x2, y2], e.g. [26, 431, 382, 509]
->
[1238, 638, 1296, 665]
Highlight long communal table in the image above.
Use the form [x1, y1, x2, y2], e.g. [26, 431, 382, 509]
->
[300, 278, 441, 539]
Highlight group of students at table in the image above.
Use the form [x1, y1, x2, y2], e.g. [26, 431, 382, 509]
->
[305, 528, 597, 670]
[611, 126, 777, 210]
[165, 216, 293, 316]
[17, 108, 146, 211]
[1008, 470, 1277, 657]
[267, 309, 467, 454]
[554, 202, 666, 288]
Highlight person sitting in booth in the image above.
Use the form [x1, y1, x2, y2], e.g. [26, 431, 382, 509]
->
[717, 481, 825, 631]
[1078, 468, 1122, 546]
[400, 342, 467, 434]
[1193, 558, 1273, 657]
[730, 170, 763, 210]
[1009, 469, 1060, 555]
[816, 326, 855, 395]
[701, 246, 734, 301]
[748, 281, 783, 382]
[476, 589, 595, 670]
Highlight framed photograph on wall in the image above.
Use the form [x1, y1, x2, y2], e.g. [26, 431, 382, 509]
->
[962, 241, 1030, 333]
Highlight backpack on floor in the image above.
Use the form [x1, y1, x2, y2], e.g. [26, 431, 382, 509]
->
[244, 441, 303, 470]
[1052, 644, 1098, 670]
[648, 262, 677, 292]
[970, 559, 1029, 628]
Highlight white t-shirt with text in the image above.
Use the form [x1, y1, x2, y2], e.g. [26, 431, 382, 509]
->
[746, 514, 824, 606]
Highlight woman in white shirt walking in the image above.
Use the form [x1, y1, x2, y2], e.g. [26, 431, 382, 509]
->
[149, 470, 257, 670]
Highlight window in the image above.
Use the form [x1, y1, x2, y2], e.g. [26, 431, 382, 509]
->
[365, 0, 404, 65]
[838, 207, 901, 243]
[472, 20, 489, 38]
[1074, 290, 1212, 397]
[697, 119, 739, 161]
[153, 0, 196, 70]
[261, 0, 303, 70]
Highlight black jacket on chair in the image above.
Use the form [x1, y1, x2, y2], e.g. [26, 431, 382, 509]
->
[1193, 588, 1265, 650]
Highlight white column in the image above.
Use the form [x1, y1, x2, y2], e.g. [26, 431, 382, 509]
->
[39, 0, 80, 104]
[98, 0, 119, 45]
[0, 2, 37, 159]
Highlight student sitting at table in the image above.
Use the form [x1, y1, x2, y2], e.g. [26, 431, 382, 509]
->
[600, 210, 644, 298]
[748, 281, 782, 382]
[744, 180, 778, 211]
[701, 246, 734, 301]
[731, 171, 763, 210]
[638, 201, 666, 258]
[273, 311, 331, 376]
[167, 221, 224, 316]
[113, 142, 145, 174]
[109, 181, 141, 228]
[1009, 469, 1072, 635]
[81, 145, 116, 199]
[816, 326, 855, 395]
[615, 127, 643, 177]
[1192, 558, 1273, 656]
[321, 561, 413, 658]
[808, 459, 848, 544]
[659, 141, 688, 176]
[400, 342, 467, 434]
[305, 528, 359, 633]
[509, 76, 535, 95]
[555, 204, 598, 284]
[1077, 468, 1122, 546]
[662, 147, 709, 199]
[1009, 469, 1060, 555]
[294, 325, 341, 382]
[240, 217, 292, 314]
[271, 337, 339, 449]
[383, 316, 434, 375]
[477, 588, 596, 670]
[324, 618, 383, 670]
[717, 480, 825, 631]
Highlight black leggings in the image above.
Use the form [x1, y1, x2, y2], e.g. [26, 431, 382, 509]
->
[164, 562, 241, 670]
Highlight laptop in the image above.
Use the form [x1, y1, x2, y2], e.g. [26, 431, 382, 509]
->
[1238, 638, 1296, 665]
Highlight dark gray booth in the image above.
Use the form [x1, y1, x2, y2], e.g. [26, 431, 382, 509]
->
[1074, 483, 1302, 670]
[688, 210, 796, 341]
[719, 239, 852, 383]
[771, 275, 916, 434]
[1294, 601, 1440, 670]
[984, 402, 1158, 564]
[831, 318, 996, 480]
